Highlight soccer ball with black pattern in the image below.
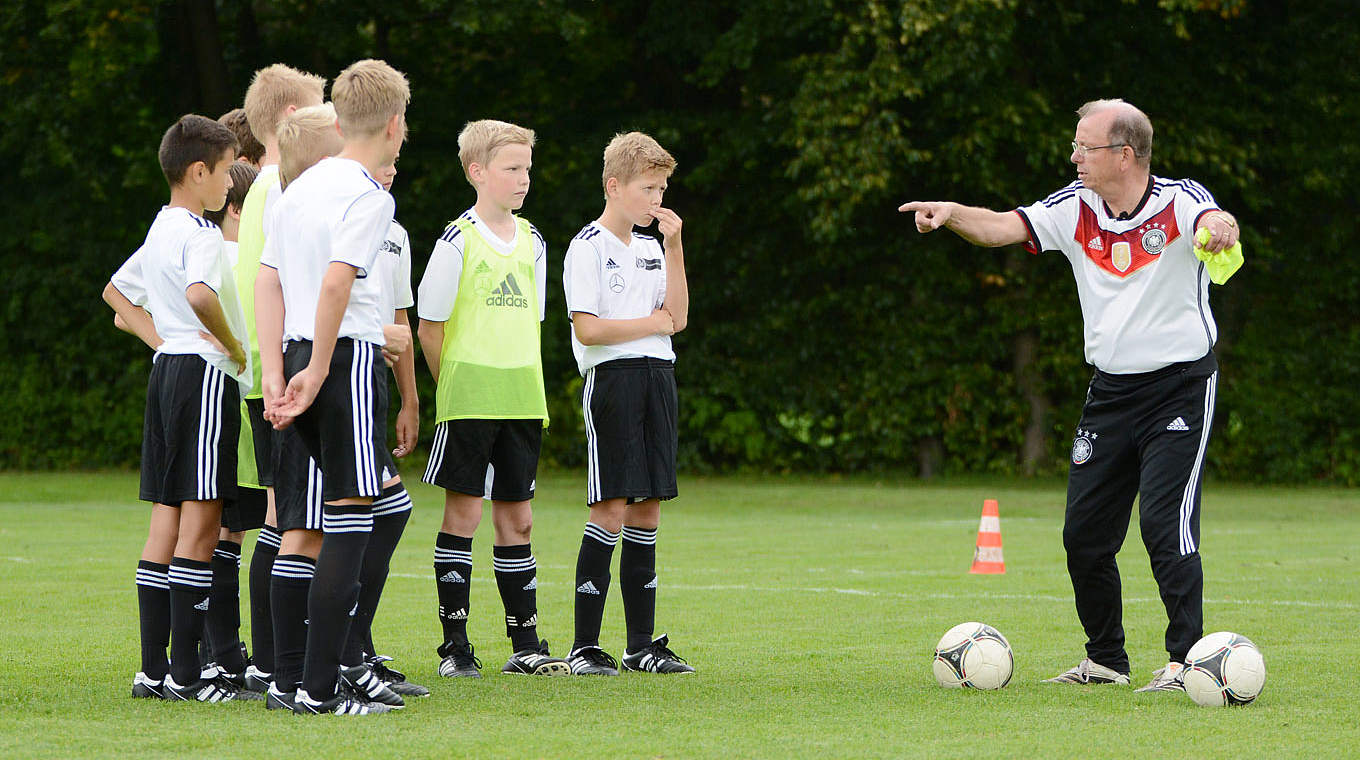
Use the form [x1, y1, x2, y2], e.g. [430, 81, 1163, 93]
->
[1182, 632, 1266, 707]
[932, 622, 1013, 690]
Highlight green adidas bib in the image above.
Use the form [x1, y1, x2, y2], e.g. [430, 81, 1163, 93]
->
[234, 166, 279, 399]
[436, 216, 548, 424]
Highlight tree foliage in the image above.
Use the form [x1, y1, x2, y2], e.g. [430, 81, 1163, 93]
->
[2, 0, 1356, 482]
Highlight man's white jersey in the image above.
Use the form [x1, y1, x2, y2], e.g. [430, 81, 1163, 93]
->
[260, 157, 394, 346]
[416, 207, 547, 323]
[113, 206, 252, 389]
[562, 221, 671, 375]
[377, 219, 415, 325]
[1015, 177, 1222, 374]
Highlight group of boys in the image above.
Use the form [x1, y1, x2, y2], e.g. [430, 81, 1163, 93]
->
[104, 59, 694, 716]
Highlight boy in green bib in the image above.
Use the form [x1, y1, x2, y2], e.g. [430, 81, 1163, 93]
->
[417, 120, 567, 677]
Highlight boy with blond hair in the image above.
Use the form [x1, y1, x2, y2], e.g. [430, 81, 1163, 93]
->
[234, 63, 327, 694]
[562, 132, 693, 676]
[256, 58, 409, 716]
[103, 114, 253, 701]
[417, 119, 567, 677]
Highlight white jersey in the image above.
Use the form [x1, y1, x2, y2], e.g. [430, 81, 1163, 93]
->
[112, 206, 252, 390]
[260, 157, 394, 346]
[562, 221, 671, 375]
[416, 207, 547, 323]
[1015, 176, 1222, 374]
[377, 219, 415, 325]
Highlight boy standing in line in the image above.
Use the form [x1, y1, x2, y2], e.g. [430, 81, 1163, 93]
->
[104, 115, 253, 700]
[235, 63, 327, 694]
[562, 132, 694, 676]
[417, 120, 567, 678]
[257, 59, 410, 716]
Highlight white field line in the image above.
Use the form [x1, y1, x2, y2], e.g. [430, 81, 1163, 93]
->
[385, 574, 1356, 610]
[2, 556, 31, 562]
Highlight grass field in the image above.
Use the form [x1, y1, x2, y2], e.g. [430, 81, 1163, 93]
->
[1, 470, 1357, 759]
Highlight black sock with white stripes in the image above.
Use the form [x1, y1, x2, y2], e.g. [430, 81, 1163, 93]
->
[621, 526, 658, 652]
[434, 532, 473, 653]
[270, 552, 315, 690]
[302, 505, 371, 700]
[206, 539, 247, 672]
[135, 560, 171, 681]
[168, 557, 213, 686]
[343, 484, 411, 664]
[248, 524, 280, 677]
[573, 523, 618, 651]
[493, 544, 539, 652]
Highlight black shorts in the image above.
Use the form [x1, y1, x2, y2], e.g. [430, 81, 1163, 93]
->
[273, 425, 323, 532]
[582, 358, 677, 505]
[283, 338, 388, 502]
[140, 353, 240, 506]
[244, 397, 275, 487]
[222, 485, 268, 532]
[423, 419, 542, 502]
[275, 423, 399, 532]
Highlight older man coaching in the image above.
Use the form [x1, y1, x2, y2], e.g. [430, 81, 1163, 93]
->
[900, 99, 1241, 692]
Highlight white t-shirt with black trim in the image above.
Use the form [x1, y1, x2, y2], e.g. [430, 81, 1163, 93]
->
[1014, 176, 1222, 374]
[376, 219, 414, 324]
[112, 206, 252, 389]
[562, 221, 671, 375]
[416, 207, 547, 323]
[260, 157, 394, 346]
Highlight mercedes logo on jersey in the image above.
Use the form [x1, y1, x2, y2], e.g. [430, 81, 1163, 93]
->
[609, 273, 625, 293]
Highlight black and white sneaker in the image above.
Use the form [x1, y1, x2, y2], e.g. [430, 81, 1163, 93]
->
[131, 672, 165, 699]
[338, 664, 405, 708]
[437, 640, 483, 678]
[567, 646, 619, 676]
[293, 687, 393, 716]
[243, 664, 272, 694]
[1042, 657, 1131, 685]
[1134, 662, 1186, 693]
[163, 674, 244, 703]
[501, 639, 571, 676]
[366, 655, 430, 697]
[265, 682, 297, 711]
[622, 635, 695, 674]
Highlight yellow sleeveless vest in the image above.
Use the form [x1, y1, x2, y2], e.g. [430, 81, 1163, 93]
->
[436, 216, 548, 424]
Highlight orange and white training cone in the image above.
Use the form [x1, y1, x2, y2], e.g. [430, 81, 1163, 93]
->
[969, 499, 1005, 574]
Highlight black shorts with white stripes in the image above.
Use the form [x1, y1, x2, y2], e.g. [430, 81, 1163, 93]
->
[424, 419, 542, 502]
[583, 357, 677, 506]
[283, 338, 389, 503]
[139, 353, 240, 506]
[222, 485, 267, 532]
[275, 423, 399, 532]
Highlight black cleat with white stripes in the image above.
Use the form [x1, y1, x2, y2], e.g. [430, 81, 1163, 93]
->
[621, 635, 695, 674]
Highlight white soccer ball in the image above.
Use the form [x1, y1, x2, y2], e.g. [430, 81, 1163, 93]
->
[932, 622, 1013, 690]
[1182, 632, 1267, 707]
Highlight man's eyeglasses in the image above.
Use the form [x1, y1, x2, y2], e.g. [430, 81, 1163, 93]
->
[1071, 141, 1126, 157]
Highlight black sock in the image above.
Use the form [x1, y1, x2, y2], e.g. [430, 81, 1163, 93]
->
[207, 540, 247, 672]
[301, 506, 371, 700]
[434, 532, 473, 654]
[135, 560, 170, 680]
[269, 553, 315, 690]
[620, 526, 658, 652]
[494, 543, 539, 652]
[572, 523, 618, 652]
[167, 557, 212, 686]
[249, 525, 281, 676]
[343, 485, 411, 664]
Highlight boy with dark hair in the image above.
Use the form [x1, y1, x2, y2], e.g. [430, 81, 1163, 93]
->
[103, 114, 254, 701]
[562, 131, 694, 676]
[257, 59, 410, 715]
[417, 119, 566, 678]
[218, 108, 264, 168]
